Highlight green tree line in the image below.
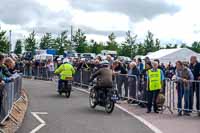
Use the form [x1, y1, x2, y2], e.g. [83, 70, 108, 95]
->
[1, 28, 200, 57]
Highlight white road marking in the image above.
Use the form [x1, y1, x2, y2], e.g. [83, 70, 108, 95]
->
[73, 87, 163, 133]
[30, 112, 48, 133]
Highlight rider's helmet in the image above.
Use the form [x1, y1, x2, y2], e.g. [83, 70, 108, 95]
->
[63, 58, 69, 64]
[100, 60, 109, 67]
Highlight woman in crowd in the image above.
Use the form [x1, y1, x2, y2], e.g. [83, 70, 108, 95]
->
[176, 61, 194, 116]
[4, 57, 16, 74]
[128, 61, 140, 104]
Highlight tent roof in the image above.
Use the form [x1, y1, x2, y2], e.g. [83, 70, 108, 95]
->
[146, 48, 184, 59]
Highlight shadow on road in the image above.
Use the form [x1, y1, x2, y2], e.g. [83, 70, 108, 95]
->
[76, 106, 112, 115]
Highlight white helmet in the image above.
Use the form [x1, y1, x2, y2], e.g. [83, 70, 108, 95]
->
[63, 58, 69, 63]
[100, 60, 109, 65]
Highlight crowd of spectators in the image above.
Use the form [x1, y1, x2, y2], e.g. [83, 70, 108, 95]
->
[20, 54, 200, 116]
[0, 53, 19, 113]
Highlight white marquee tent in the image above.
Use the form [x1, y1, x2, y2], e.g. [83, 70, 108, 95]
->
[145, 48, 200, 64]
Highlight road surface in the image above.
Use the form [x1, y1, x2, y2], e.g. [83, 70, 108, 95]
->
[17, 79, 153, 133]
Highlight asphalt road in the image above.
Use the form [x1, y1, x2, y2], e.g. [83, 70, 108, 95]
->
[17, 79, 153, 133]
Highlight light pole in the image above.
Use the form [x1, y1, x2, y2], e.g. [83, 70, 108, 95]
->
[70, 25, 73, 51]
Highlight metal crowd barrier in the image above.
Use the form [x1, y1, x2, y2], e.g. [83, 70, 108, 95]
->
[22, 65, 200, 114]
[72, 70, 200, 114]
[23, 65, 54, 81]
[165, 79, 200, 113]
[0, 74, 22, 123]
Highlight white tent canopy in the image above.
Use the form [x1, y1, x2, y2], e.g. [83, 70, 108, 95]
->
[145, 48, 200, 64]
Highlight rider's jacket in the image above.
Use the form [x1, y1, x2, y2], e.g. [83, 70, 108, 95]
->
[55, 63, 75, 80]
[90, 67, 113, 88]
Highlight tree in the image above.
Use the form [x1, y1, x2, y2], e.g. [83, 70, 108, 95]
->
[137, 43, 146, 55]
[53, 31, 71, 55]
[190, 41, 200, 53]
[14, 39, 22, 54]
[25, 31, 37, 53]
[40, 33, 53, 49]
[90, 40, 104, 54]
[0, 28, 9, 53]
[165, 43, 178, 49]
[155, 38, 161, 50]
[106, 32, 118, 51]
[180, 43, 187, 48]
[124, 31, 137, 58]
[73, 29, 87, 53]
[119, 43, 132, 57]
[143, 31, 160, 55]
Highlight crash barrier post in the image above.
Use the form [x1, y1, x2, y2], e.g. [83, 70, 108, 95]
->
[72, 69, 92, 88]
[23, 65, 52, 81]
[114, 74, 148, 104]
[0, 74, 22, 124]
[81, 69, 92, 87]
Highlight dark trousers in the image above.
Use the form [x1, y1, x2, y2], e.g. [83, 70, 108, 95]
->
[147, 90, 160, 112]
[129, 78, 137, 99]
[190, 83, 200, 111]
[117, 75, 128, 97]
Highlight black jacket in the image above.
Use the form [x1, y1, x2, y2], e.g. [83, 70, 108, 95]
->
[190, 62, 200, 80]
[114, 63, 127, 74]
[131, 67, 140, 77]
[90, 67, 113, 87]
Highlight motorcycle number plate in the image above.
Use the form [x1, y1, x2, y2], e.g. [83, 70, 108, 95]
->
[111, 95, 119, 100]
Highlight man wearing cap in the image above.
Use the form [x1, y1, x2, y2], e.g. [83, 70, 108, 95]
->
[55, 58, 75, 91]
[147, 61, 165, 113]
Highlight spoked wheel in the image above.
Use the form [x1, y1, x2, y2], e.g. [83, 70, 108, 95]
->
[89, 89, 97, 108]
[105, 99, 115, 114]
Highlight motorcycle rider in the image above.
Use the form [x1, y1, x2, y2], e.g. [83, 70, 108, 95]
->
[54, 58, 75, 91]
[89, 60, 113, 100]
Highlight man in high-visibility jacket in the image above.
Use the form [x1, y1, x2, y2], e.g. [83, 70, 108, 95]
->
[147, 61, 165, 113]
[55, 58, 75, 91]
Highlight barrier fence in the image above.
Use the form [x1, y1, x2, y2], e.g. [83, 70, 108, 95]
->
[23, 66, 200, 114]
[73, 70, 200, 114]
[0, 74, 22, 123]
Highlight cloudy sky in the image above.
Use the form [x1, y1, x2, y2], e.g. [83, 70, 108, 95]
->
[0, 0, 200, 48]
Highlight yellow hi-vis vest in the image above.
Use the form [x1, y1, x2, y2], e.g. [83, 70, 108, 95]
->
[148, 69, 162, 91]
[55, 63, 75, 80]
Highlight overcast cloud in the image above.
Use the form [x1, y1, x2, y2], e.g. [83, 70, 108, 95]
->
[1, 0, 200, 49]
[69, 0, 180, 21]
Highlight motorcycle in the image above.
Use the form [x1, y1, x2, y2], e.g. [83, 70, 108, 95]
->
[89, 86, 119, 114]
[58, 78, 72, 98]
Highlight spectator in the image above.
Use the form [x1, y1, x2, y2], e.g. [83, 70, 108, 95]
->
[4, 57, 16, 74]
[137, 58, 144, 74]
[113, 61, 128, 99]
[154, 59, 166, 95]
[146, 61, 165, 113]
[138, 61, 152, 107]
[128, 61, 140, 104]
[166, 62, 175, 79]
[176, 61, 194, 116]
[47, 59, 55, 80]
[189, 56, 200, 116]
[0, 54, 12, 77]
[106, 55, 113, 67]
